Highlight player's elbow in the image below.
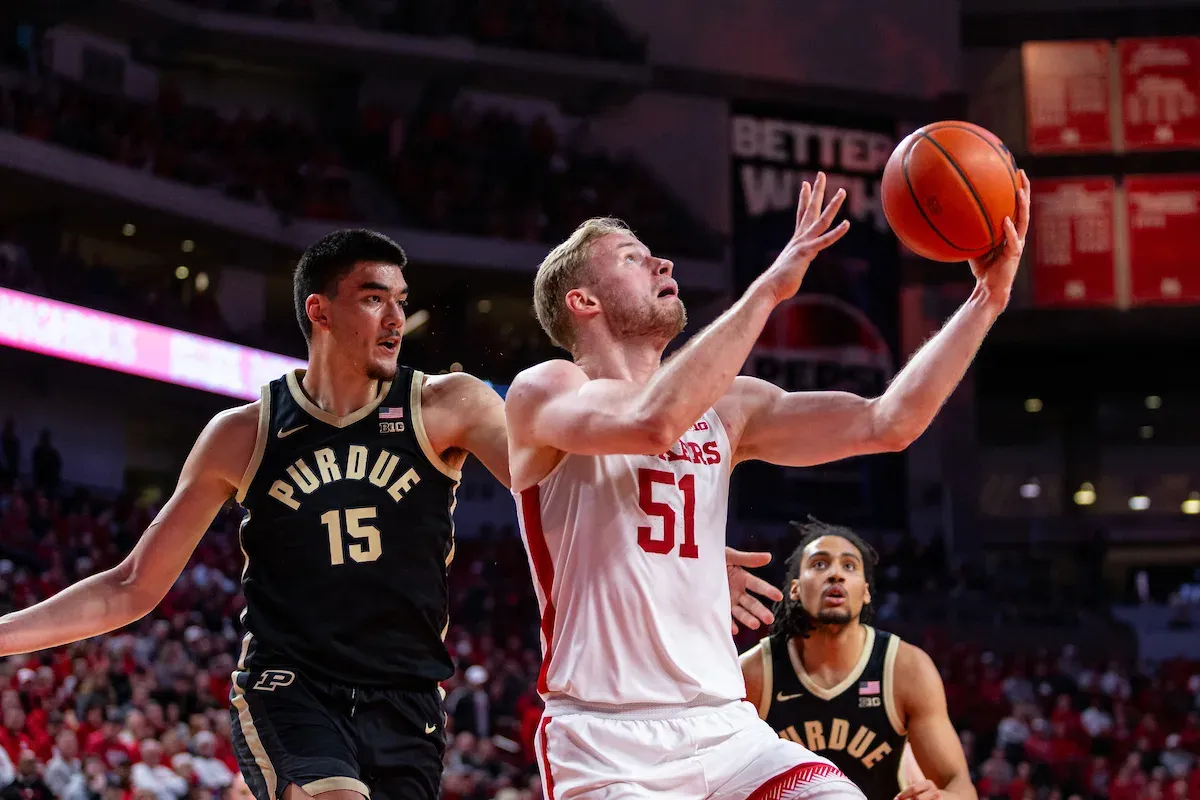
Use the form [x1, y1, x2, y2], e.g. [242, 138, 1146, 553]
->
[632, 407, 683, 453]
[110, 558, 172, 620]
[865, 401, 922, 453]
[872, 425, 919, 453]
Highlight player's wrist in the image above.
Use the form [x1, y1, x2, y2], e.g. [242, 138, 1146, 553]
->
[745, 276, 788, 310]
[969, 280, 1010, 315]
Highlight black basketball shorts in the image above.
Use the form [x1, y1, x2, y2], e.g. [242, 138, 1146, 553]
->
[229, 668, 446, 800]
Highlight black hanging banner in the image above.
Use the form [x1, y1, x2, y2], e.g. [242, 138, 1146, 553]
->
[729, 102, 904, 527]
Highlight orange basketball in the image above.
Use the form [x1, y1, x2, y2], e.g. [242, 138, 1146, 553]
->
[881, 121, 1019, 263]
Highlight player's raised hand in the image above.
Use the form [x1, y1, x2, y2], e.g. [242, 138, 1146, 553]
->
[894, 780, 943, 800]
[725, 547, 784, 635]
[967, 168, 1030, 308]
[756, 172, 850, 305]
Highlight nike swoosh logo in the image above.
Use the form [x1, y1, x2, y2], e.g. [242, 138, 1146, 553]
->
[424, 723, 437, 735]
[776, 691, 804, 702]
[277, 424, 307, 439]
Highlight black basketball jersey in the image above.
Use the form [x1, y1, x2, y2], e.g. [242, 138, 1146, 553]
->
[756, 627, 907, 800]
[236, 367, 459, 687]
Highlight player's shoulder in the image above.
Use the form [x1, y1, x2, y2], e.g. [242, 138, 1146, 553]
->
[208, 400, 262, 440]
[420, 370, 501, 410]
[507, 360, 587, 404]
[193, 401, 262, 488]
[891, 638, 942, 693]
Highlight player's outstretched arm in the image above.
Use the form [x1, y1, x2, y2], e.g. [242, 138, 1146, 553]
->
[893, 644, 977, 800]
[508, 174, 850, 459]
[0, 405, 257, 657]
[720, 171, 1030, 468]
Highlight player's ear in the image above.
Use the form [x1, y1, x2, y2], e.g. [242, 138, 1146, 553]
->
[565, 287, 600, 319]
[862, 584, 872, 607]
[306, 294, 330, 334]
[788, 578, 801, 601]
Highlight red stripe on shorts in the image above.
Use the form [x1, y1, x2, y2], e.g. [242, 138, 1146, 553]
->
[519, 485, 556, 694]
[748, 762, 846, 800]
[537, 716, 557, 800]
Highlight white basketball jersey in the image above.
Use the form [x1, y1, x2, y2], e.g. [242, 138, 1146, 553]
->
[515, 408, 744, 707]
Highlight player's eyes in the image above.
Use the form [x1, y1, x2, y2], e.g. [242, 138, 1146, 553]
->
[844, 563, 856, 571]
[399, 299, 409, 309]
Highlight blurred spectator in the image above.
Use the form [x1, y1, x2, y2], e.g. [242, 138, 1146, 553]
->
[30, 432, 61, 496]
[42, 731, 87, 800]
[1, 751, 53, 800]
[1, 419, 18, 480]
[447, 665, 491, 739]
[131, 739, 187, 800]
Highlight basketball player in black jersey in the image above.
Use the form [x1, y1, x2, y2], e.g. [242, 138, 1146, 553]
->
[740, 520, 975, 800]
[0, 228, 778, 800]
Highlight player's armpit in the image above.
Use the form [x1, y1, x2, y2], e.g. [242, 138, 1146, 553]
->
[424, 372, 511, 488]
[738, 641, 769, 719]
[718, 376, 902, 468]
[894, 644, 978, 800]
[0, 404, 257, 657]
[507, 360, 685, 457]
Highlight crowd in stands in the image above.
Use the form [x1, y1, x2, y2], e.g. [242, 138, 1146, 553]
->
[0, 78, 359, 225]
[172, 0, 648, 64]
[0, 38, 717, 258]
[359, 98, 722, 258]
[1, 415, 1197, 799]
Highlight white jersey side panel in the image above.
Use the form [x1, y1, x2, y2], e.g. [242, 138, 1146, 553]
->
[515, 408, 744, 707]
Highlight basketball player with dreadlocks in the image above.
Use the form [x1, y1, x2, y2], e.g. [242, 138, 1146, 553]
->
[740, 520, 975, 800]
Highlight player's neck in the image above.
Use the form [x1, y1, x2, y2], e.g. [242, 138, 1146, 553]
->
[302, 348, 388, 417]
[798, 622, 867, 677]
[575, 335, 666, 383]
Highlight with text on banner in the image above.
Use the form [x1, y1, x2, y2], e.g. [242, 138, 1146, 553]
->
[728, 103, 903, 526]
[0, 287, 305, 401]
[1031, 178, 1117, 308]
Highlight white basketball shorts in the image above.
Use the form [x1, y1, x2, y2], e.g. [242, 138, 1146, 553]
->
[534, 699, 866, 799]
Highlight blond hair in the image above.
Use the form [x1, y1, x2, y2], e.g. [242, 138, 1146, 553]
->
[533, 217, 631, 352]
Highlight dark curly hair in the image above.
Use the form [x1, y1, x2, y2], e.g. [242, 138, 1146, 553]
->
[769, 517, 879, 641]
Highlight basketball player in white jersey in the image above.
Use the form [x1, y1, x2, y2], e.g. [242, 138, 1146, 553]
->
[507, 170, 1030, 799]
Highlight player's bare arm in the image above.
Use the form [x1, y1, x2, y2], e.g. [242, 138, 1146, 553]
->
[0, 403, 259, 657]
[715, 170, 1030, 468]
[419, 371, 511, 488]
[508, 174, 849, 489]
[738, 639, 769, 716]
[891, 642, 977, 800]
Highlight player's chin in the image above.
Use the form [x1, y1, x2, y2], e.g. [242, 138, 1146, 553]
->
[815, 608, 854, 626]
[365, 353, 399, 381]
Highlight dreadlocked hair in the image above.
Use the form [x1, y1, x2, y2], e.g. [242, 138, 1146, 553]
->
[769, 516, 879, 641]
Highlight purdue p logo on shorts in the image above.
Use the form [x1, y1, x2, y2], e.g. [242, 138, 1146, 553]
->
[252, 670, 296, 692]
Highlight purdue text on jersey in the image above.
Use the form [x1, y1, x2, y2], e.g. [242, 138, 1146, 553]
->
[235, 368, 460, 687]
[756, 627, 908, 799]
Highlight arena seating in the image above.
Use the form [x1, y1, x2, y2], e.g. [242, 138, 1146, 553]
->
[170, 0, 648, 64]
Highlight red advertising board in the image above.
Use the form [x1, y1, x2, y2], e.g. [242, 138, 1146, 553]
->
[1023, 41, 1114, 153]
[1119, 37, 1200, 149]
[1031, 178, 1116, 308]
[1125, 175, 1200, 305]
